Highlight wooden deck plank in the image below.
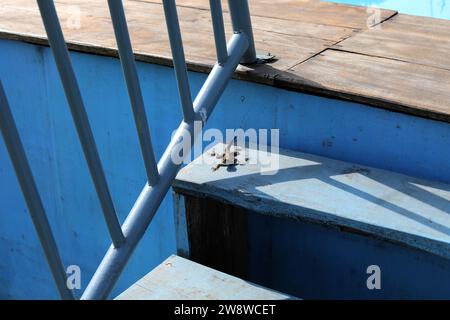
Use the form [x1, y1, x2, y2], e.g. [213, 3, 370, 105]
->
[281, 49, 450, 122]
[116, 255, 294, 300]
[142, 0, 396, 29]
[335, 14, 450, 71]
[0, 0, 393, 77]
[0, 0, 351, 75]
[267, 12, 450, 122]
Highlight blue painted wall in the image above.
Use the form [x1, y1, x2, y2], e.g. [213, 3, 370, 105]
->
[1, 39, 449, 299]
[248, 212, 450, 299]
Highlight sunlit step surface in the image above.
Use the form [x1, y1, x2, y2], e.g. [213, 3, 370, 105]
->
[174, 143, 450, 260]
[116, 255, 295, 300]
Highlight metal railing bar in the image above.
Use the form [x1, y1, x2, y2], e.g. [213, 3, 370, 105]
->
[227, 0, 257, 64]
[162, 0, 195, 123]
[81, 33, 249, 300]
[36, 0, 125, 248]
[107, 0, 159, 186]
[0, 81, 75, 300]
[209, 0, 228, 65]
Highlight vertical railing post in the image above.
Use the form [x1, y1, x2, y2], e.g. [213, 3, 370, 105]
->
[162, 0, 195, 123]
[107, 0, 159, 186]
[36, 0, 125, 248]
[0, 81, 74, 300]
[209, 0, 228, 65]
[227, 0, 257, 64]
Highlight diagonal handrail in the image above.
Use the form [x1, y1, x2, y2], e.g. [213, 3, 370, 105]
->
[108, 0, 159, 186]
[82, 32, 249, 300]
[1, 0, 256, 299]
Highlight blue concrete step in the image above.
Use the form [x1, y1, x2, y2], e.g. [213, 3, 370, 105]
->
[171, 143, 450, 299]
[115, 255, 295, 300]
[174, 143, 450, 259]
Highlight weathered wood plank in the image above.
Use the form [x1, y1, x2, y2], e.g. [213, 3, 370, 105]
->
[142, 0, 396, 29]
[282, 50, 450, 122]
[115, 255, 294, 300]
[173, 143, 450, 260]
[335, 14, 450, 71]
[0, 0, 346, 77]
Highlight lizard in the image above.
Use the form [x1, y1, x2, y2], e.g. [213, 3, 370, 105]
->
[210, 136, 247, 171]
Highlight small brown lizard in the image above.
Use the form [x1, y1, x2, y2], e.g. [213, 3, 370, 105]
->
[211, 137, 246, 171]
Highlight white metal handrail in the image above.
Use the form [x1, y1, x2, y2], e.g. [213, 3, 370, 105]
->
[0, 0, 256, 300]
